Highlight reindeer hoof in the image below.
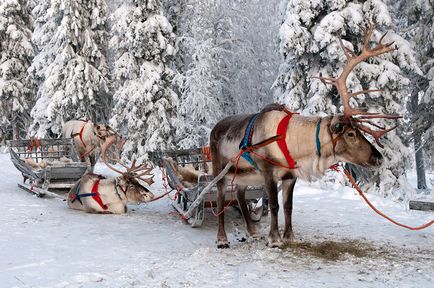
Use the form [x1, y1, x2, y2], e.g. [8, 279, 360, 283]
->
[267, 238, 284, 249]
[249, 232, 261, 240]
[217, 240, 230, 249]
[283, 237, 294, 245]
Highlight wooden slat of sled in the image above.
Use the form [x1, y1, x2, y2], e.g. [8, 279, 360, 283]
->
[409, 200, 434, 212]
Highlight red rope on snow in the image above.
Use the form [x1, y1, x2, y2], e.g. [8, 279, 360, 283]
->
[332, 164, 434, 231]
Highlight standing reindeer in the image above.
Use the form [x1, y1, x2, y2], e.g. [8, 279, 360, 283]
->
[67, 135, 154, 214]
[210, 24, 400, 248]
[63, 119, 125, 172]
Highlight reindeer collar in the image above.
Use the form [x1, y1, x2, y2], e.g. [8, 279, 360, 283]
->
[114, 177, 126, 199]
[315, 118, 322, 157]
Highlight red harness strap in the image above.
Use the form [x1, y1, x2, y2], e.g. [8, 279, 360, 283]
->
[71, 121, 88, 148]
[78, 123, 87, 148]
[276, 113, 297, 169]
[91, 178, 108, 210]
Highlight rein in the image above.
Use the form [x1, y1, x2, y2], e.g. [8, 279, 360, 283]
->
[335, 164, 434, 230]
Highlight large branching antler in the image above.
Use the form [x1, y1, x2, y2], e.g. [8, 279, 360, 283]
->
[101, 135, 154, 185]
[101, 135, 125, 174]
[314, 23, 401, 147]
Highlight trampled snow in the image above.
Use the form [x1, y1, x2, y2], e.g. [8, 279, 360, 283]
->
[0, 151, 432, 287]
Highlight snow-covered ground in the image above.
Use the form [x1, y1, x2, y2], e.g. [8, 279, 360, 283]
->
[0, 151, 433, 288]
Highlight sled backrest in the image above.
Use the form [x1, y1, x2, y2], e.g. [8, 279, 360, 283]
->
[7, 138, 80, 163]
[149, 147, 211, 169]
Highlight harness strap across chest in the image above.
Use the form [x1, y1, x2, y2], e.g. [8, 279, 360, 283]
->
[276, 113, 297, 169]
[239, 110, 298, 170]
[71, 120, 89, 148]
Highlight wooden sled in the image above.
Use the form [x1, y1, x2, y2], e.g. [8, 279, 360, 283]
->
[150, 147, 268, 227]
[7, 138, 88, 198]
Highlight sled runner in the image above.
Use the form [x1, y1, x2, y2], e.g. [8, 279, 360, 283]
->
[7, 138, 88, 197]
[150, 147, 268, 227]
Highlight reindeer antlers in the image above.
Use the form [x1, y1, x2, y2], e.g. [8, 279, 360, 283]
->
[315, 23, 401, 147]
[101, 135, 155, 185]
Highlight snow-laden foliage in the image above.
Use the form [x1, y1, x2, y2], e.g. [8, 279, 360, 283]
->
[29, 0, 109, 137]
[171, 0, 233, 149]
[0, 0, 34, 141]
[227, 0, 280, 115]
[109, 0, 177, 159]
[275, 0, 420, 198]
[385, 0, 433, 189]
[173, 38, 226, 148]
[406, 0, 434, 169]
[172, 0, 280, 149]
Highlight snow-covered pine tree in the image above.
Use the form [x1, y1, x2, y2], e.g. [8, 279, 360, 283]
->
[0, 0, 34, 141]
[171, 0, 232, 149]
[109, 0, 177, 158]
[394, 0, 434, 188]
[226, 0, 280, 115]
[274, 0, 420, 198]
[172, 0, 280, 149]
[29, 0, 110, 137]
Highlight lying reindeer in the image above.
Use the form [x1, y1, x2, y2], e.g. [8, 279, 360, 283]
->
[210, 24, 399, 248]
[63, 119, 126, 172]
[67, 135, 154, 214]
[164, 157, 213, 188]
[24, 156, 72, 170]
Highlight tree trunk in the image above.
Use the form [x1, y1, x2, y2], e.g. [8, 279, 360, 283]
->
[414, 132, 427, 189]
[12, 123, 20, 140]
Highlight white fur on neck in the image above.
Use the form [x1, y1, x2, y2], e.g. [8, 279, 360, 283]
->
[290, 116, 337, 181]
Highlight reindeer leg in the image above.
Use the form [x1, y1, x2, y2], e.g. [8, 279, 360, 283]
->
[236, 185, 260, 239]
[89, 154, 96, 173]
[282, 178, 296, 244]
[216, 176, 229, 248]
[265, 174, 283, 248]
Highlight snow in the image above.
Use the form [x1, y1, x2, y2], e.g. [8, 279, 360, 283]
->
[0, 151, 433, 287]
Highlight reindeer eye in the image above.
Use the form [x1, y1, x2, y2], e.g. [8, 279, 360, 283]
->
[347, 131, 355, 137]
[334, 123, 344, 133]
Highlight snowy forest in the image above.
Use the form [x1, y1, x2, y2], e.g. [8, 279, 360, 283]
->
[0, 0, 433, 199]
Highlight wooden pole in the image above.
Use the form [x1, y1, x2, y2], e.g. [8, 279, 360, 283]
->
[182, 160, 233, 219]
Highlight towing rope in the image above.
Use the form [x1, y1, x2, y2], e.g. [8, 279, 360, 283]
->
[336, 164, 433, 230]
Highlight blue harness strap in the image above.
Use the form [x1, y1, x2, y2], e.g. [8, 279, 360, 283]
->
[316, 118, 322, 156]
[70, 179, 96, 205]
[239, 113, 261, 170]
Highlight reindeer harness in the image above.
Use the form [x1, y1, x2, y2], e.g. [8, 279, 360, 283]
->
[239, 108, 298, 171]
[70, 119, 89, 148]
[239, 113, 261, 170]
[70, 174, 110, 210]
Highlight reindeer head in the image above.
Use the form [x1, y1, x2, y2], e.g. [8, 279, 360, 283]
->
[101, 135, 155, 203]
[93, 124, 109, 140]
[117, 175, 154, 203]
[316, 23, 400, 168]
[97, 125, 126, 163]
[329, 116, 383, 167]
